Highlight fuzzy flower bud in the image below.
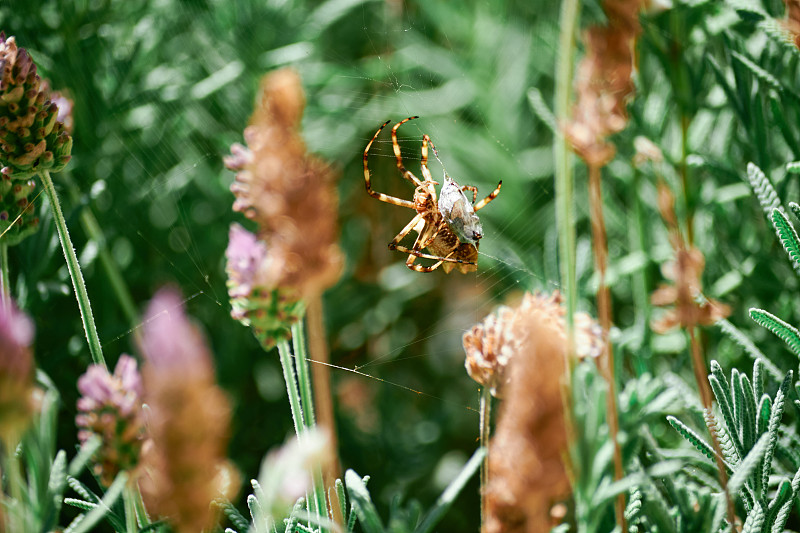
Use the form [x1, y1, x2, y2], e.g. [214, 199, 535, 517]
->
[138, 288, 234, 533]
[225, 68, 343, 348]
[0, 34, 72, 180]
[0, 299, 35, 439]
[463, 291, 602, 397]
[76, 355, 145, 487]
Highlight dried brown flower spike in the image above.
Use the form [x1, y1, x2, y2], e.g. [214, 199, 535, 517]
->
[651, 183, 730, 333]
[225, 69, 343, 347]
[463, 291, 603, 397]
[466, 291, 581, 533]
[565, 2, 642, 167]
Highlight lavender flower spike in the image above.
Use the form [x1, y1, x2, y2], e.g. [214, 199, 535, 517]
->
[0, 299, 35, 439]
[138, 287, 233, 533]
[76, 354, 145, 486]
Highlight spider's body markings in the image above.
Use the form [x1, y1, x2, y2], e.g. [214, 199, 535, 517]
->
[363, 116, 502, 273]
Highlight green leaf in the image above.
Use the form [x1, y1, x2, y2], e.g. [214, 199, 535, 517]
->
[762, 371, 792, 499]
[415, 447, 485, 533]
[345, 470, 384, 533]
[667, 416, 717, 464]
[770, 208, 800, 274]
[741, 502, 765, 533]
[739, 374, 757, 453]
[753, 359, 764, 406]
[765, 478, 792, 532]
[67, 472, 127, 533]
[771, 466, 800, 532]
[728, 433, 769, 499]
[745, 163, 781, 216]
[756, 395, 771, 437]
[717, 320, 783, 382]
[749, 308, 800, 358]
[335, 478, 348, 527]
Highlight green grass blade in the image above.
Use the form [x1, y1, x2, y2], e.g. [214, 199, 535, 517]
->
[415, 447, 486, 533]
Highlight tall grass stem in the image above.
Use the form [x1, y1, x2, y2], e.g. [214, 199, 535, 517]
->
[39, 169, 105, 367]
[479, 386, 491, 533]
[0, 243, 8, 308]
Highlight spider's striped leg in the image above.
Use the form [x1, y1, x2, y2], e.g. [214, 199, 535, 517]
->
[391, 116, 424, 186]
[364, 120, 416, 209]
[420, 134, 435, 183]
[473, 180, 502, 211]
[389, 219, 470, 264]
[406, 254, 444, 272]
[461, 185, 478, 203]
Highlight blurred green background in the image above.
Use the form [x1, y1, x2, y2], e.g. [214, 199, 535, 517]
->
[5, 0, 800, 529]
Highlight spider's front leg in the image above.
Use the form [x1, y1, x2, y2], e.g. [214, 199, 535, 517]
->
[363, 120, 416, 209]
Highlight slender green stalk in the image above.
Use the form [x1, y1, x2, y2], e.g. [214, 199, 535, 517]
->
[292, 320, 316, 427]
[290, 320, 327, 529]
[478, 386, 491, 532]
[554, 0, 580, 498]
[277, 339, 306, 436]
[39, 169, 105, 367]
[0, 243, 8, 308]
[554, 0, 580, 334]
[123, 484, 138, 533]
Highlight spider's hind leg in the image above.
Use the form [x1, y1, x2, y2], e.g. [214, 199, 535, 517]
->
[474, 181, 502, 211]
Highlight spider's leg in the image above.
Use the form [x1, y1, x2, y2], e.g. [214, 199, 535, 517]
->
[391, 244, 475, 265]
[387, 214, 466, 264]
[364, 120, 416, 209]
[473, 180, 502, 211]
[421, 134, 435, 183]
[461, 185, 478, 203]
[391, 116, 424, 186]
[406, 253, 444, 273]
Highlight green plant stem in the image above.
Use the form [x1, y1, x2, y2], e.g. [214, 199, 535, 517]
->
[630, 167, 652, 375]
[0, 243, 8, 308]
[123, 484, 138, 533]
[554, 0, 579, 336]
[277, 339, 306, 437]
[39, 169, 105, 367]
[290, 320, 328, 529]
[292, 320, 316, 428]
[306, 296, 343, 525]
[479, 386, 491, 533]
[588, 164, 626, 531]
[554, 0, 580, 502]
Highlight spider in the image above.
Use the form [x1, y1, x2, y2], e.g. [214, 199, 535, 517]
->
[363, 116, 502, 273]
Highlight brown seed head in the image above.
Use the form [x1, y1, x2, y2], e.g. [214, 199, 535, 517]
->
[484, 292, 573, 533]
[226, 68, 343, 303]
[565, 2, 643, 167]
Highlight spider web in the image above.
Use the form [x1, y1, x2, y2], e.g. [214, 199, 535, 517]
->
[2, 0, 606, 529]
